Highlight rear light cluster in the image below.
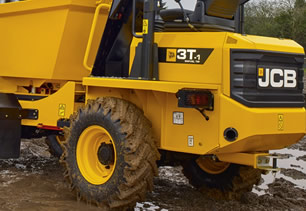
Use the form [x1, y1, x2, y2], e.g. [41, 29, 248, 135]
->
[177, 90, 214, 110]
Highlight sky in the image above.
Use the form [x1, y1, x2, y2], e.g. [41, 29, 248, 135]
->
[164, 0, 261, 10]
[164, 0, 197, 10]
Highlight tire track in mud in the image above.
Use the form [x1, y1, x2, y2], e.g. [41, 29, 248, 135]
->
[0, 137, 305, 211]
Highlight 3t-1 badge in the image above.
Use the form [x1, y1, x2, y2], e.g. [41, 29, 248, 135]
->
[159, 48, 213, 64]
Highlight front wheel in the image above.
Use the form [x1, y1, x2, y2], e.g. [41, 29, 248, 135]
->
[60, 97, 160, 209]
[182, 156, 262, 199]
[46, 135, 63, 158]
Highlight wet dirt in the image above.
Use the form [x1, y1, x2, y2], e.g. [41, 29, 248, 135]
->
[297, 155, 306, 162]
[0, 137, 306, 211]
[281, 168, 306, 180]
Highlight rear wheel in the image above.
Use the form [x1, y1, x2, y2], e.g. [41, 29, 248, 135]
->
[60, 97, 160, 209]
[182, 156, 262, 199]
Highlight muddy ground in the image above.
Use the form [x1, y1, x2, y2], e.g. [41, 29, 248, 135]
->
[0, 137, 305, 211]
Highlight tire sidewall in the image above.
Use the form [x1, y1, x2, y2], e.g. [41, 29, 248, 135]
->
[66, 108, 127, 201]
[185, 159, 240, 190]
[46, 135, 63, 158]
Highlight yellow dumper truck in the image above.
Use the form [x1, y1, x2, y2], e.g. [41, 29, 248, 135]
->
[0, 0, 305, 209]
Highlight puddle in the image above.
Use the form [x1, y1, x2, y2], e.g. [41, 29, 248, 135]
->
[135, 202, 168, 211]
[253, 143, 306, 196]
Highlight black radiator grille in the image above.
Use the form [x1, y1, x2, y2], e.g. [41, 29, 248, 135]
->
[230, 49, 305, 107]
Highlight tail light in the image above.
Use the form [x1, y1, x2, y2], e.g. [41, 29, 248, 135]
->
[177, 90, 214, 110]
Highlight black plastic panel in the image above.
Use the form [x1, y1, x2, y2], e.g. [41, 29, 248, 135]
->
[230, 49, 305, 107]
[0, 119, 21, 159]
[0, 93, 21, 158]
[92, 0, 132, 77]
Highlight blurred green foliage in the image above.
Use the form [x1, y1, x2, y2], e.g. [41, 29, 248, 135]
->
[245, 0, 306, 51]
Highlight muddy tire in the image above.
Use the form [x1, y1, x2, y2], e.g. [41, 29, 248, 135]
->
[46, 135, 63, 158]
[182, 158, 262, 200]
[60, 97, 159, 210]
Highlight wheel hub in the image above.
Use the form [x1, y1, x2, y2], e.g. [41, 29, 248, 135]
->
[98, 143, 114, 165]
[196, 156, 230, 175]
[76, 125, 117, 185]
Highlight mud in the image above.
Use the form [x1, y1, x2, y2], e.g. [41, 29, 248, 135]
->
[0, 137, 306, 211]
[297, 155, 306, 162]
[281, 168, 306, 180]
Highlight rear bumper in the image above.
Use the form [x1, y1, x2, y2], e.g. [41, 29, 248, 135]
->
[217, 153, 280, 170]
[212, 94, 306, 154]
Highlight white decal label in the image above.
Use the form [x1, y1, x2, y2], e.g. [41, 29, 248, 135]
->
[188, 136, 194, 147]
[173, 112, 184, 125]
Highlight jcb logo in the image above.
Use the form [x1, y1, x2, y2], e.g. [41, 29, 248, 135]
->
[166, 49, 177, 62]
[258, 68, 297, 88]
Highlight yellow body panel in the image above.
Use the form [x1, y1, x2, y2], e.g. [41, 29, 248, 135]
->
[0, 0, 109, 81]
[215, 94, 305, 153]
[20, 82, 76, 127]
[217, 153, 266, 168]
[241, 35, 305, 54]
[83, 77, 219, 93]
[83, 77, 220, 155]
[130, 32, 226, 84]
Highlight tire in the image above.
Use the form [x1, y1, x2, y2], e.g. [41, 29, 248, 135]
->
[182, 158, 262, 200]
[60, 97, 160, 210]
[46, 135, 63, 158]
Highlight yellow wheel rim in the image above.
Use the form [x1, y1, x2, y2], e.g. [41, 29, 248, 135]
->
[76, 125, 117, 185]
[196, 156, 230, 175]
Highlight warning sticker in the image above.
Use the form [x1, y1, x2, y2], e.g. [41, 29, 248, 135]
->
[173, 112, 184, 125]
[58, 104, 66, 117]
[188, 136, 194, 147]
[143, 19, 149, 34]
[278, 114, 284, 131]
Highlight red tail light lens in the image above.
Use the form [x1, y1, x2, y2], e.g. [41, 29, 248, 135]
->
[177, 90, 214, 110]
[188, 94, 209, 106]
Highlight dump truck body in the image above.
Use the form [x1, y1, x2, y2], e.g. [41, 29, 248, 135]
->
[0, 0, 305, 209]
[0, 0, 107, 83]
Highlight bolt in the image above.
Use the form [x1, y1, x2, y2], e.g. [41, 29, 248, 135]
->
[212, 155, 217, 161]
[5, 115, 8, 118]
